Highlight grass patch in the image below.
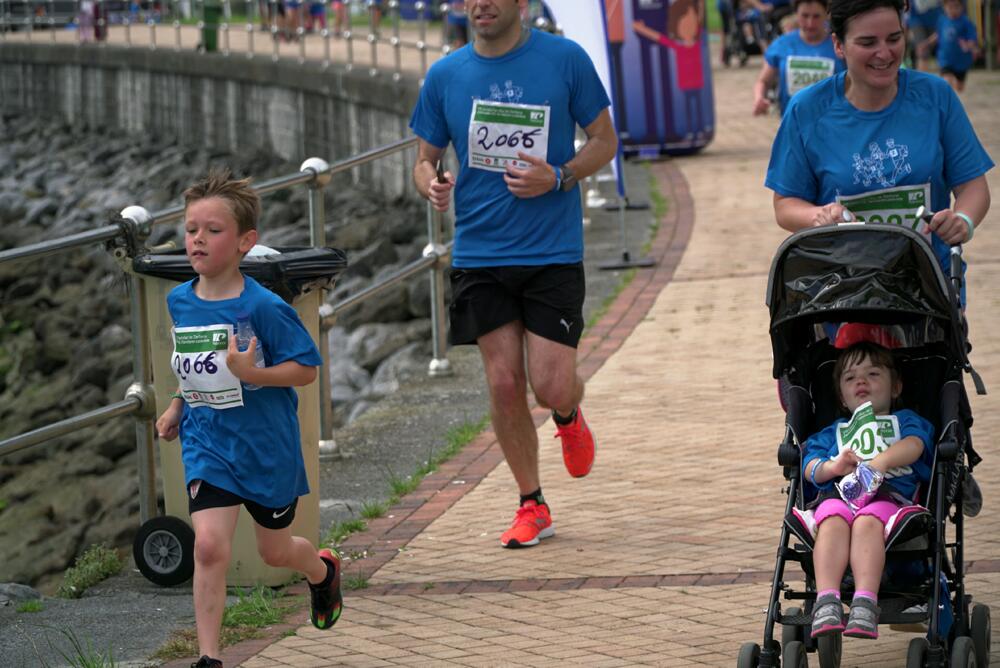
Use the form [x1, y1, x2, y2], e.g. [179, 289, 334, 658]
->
[17, 599, 43, 613]
[152, 586, 295, 662]
[222, 586, 284, 627]
[387, 470, 420, 499]
[57, 544, 123, 599]
[584, 267, 638, 331]
[0, 498, 7, 513]
[359, 499, 389, 520]
[344, 573, 369, 590]
[323, 517, 367, 547]
[33, 627, 115, 668]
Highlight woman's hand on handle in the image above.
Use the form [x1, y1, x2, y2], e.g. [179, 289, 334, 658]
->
[773, 194, 850, 232]
[929, 209, 972, 245]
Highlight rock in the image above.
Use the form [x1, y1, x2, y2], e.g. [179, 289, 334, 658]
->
[0, 583, 42, 604]
[346, 323, 412, 371]
[364, 342, 426, 399]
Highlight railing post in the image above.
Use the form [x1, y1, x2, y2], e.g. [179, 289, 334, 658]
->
[425, 201, 452, 377]
[300, 158, 339, 458]
[120, 205, 160, 525]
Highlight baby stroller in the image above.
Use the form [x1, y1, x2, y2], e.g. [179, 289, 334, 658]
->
[737, 223, 990, 668]
[721, 0, 767, 66]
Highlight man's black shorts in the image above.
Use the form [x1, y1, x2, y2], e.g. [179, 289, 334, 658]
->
[449, 263, 585, 348]
[941, 67, 968, 83]
[188, 479, 298, 530]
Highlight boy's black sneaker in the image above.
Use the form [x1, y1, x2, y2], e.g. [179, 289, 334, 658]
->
[191, 656, 222, 668]
[310, 548, 343, 630]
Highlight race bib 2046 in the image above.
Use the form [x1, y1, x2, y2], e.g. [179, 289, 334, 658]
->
[786, 56, 835, 96]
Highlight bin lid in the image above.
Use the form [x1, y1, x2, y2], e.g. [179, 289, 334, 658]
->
[133, 246, 348, 304]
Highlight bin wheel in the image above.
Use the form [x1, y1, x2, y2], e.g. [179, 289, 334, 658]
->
[908, 637, 930, 668]
[817, 633, 842, 668]
[970, 603, 990, 668]
[737, 642, 761, 668]
[783, 640, 809, 668]
[133, 515, 195, 586]
[951, 637, 976, 668]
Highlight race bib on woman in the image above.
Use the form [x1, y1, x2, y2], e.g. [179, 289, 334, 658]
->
[171, 325, 244, 409]
[468, 99, 549, 173]
[837, 183, 932, 235]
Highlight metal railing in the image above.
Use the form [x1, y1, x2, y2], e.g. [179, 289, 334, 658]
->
[0, 134, 454, 525]
[0, 0, 460, 77]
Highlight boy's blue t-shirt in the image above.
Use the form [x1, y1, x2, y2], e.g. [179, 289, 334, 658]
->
[765, 69, 994, 279]
[409, 29, 611, 268]
[764, 30, 844, 114]
[802, 409, 936, 502]
[168, 275, 322, 509]
[908, 0, 942, 29]
[936, 14, 977, 73]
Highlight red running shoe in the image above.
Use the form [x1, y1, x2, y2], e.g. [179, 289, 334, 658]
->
[500, 500, 554, 548]
[554, 407, 595, 478]
[310, 548, 343, 630]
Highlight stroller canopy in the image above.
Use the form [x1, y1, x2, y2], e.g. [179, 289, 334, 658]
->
[766, 225, 962, 378]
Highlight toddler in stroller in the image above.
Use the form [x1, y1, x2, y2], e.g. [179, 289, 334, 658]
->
[738, 223, 989, 668]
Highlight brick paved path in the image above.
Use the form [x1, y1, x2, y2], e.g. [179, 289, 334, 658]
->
[181, 64, 1000, 668]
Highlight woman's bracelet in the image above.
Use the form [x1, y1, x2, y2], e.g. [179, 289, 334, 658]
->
[170, 392, 183, 400]
[956, 212, 975, 242]
[552, 166, 562, 193]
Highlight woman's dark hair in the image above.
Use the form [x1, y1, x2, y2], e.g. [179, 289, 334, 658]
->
[828, 0, 905, 42]
[794, 0, 829, 12]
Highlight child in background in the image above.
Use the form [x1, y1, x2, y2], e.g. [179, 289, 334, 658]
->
[920, 0, 979, 92]
[803, 342, 934, 640]
[155, 170, 342, 668]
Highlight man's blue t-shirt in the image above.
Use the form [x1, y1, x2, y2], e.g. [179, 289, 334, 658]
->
[409, 29, 611, 268]
[764, 30, 844, 114]
[802, 409, 935, 502]
[936, 14, 977, 73]
[168, 276, 322, 509]
[765, 69, 994, 278]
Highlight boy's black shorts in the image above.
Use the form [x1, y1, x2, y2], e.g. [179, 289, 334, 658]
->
[940, 67, 968, 83]
[449, 263, 585, 348]
[188, 479, 298, 530]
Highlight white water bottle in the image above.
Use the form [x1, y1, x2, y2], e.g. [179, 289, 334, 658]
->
[235, 313, 265, 391]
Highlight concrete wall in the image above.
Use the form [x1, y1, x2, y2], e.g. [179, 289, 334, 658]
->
[0, 43, 421, 199]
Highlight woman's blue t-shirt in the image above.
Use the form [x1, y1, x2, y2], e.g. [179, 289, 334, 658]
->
[765, 69, 994, 279]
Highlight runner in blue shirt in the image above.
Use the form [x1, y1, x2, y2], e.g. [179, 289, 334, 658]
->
[765, 0, 992, 296]
[753, 0, 845, 115]
[906, 0, 942, 70]
[156, 171, 342, 668]
[410, 0, 618, 550]
[918, 0, 979, 92]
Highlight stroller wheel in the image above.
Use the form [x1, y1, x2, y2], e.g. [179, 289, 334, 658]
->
[782, 606, 804, 646]
[782, 641, 808, 668]
[970, 603, 989, 668]
[737, 642, 760, 668]
[950, 636, 976, 668]
[816, 634, 842, 668]
[907, 637, 929, 668]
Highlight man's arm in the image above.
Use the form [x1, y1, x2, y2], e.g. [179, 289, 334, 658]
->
[505, 108, 618, 198]
[413, 138, 454, 212]
[752, 62, 778, 115]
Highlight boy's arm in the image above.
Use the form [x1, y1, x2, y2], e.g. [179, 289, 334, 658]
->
[227, 336, 318, 387]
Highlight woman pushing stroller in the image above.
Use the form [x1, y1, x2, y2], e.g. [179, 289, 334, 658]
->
[803, 340, 934, 641]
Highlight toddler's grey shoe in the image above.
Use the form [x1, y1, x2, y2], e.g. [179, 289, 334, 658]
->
[844, 596, 880, 639]
[810, 593, 845, 638]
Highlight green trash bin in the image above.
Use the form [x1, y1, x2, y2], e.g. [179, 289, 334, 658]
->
[131, 246, 347, 587]
[201, 1, 221, 52]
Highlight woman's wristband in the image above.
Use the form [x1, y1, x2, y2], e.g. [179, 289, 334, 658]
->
[170, 391, 183, 400]
[956, 212, 975, 242]
[552, 166, 562, 193]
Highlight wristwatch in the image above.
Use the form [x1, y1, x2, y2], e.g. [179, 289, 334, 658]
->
[560, 164, 577, 192]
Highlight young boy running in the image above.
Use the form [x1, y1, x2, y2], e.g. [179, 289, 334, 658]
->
[155, 170, 342, 668]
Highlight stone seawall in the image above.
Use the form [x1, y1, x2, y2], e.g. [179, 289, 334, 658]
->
[0, 43, 421, 199]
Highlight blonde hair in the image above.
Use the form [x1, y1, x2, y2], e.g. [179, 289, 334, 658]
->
[183, 168, 261, 234]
